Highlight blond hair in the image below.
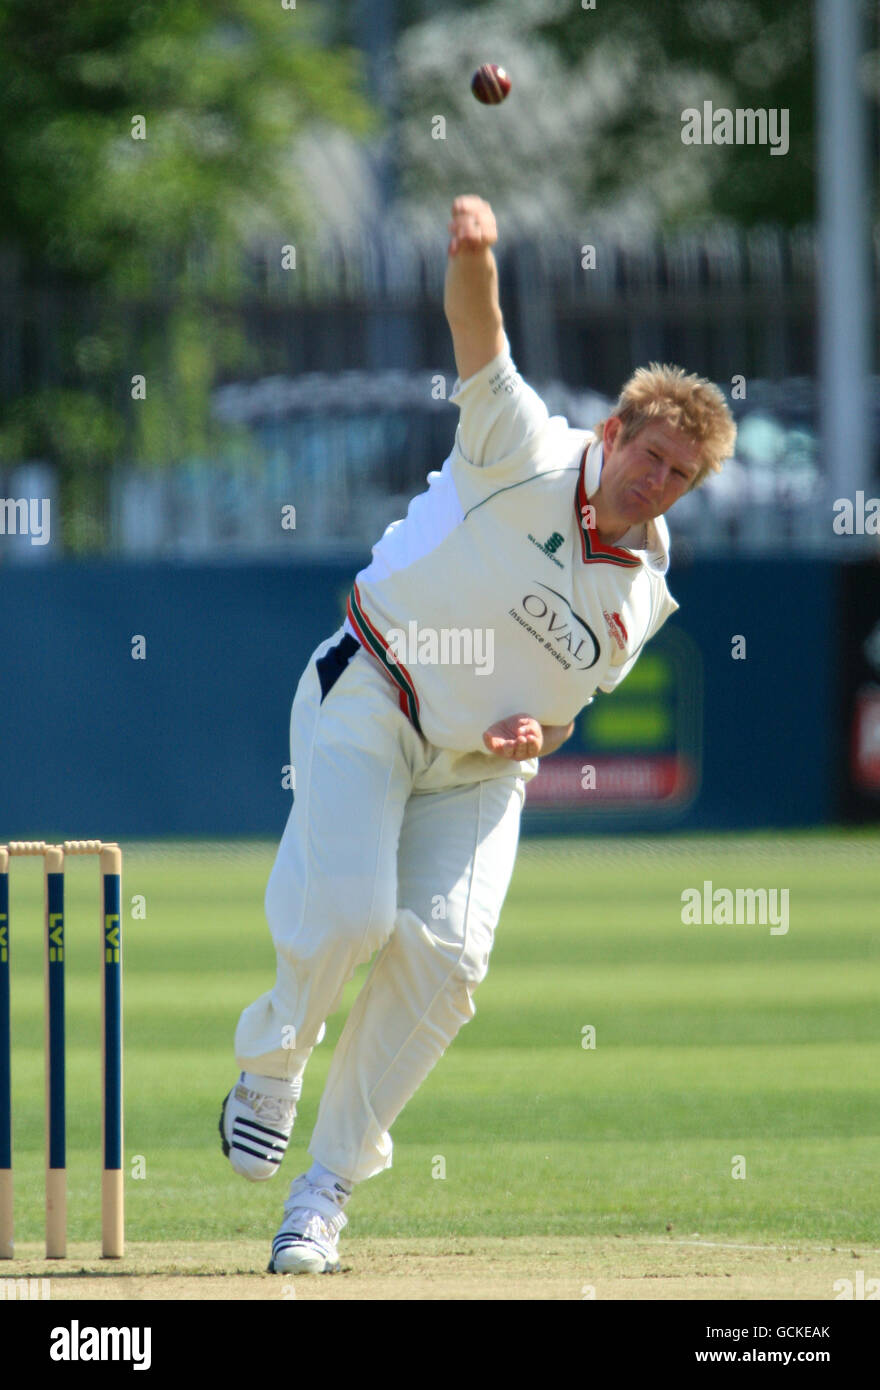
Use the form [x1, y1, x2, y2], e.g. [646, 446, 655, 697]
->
[595, 363, 736, 488]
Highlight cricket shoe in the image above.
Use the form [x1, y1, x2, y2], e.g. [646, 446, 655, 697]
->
[219, 1072, 300, 1180]
[268, 1174, 350, 1274]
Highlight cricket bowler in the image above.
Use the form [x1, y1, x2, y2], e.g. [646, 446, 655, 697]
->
[220, 194, 737, 1274]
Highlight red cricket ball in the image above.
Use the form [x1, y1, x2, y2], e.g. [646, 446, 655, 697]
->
[471, 64, 511, 106]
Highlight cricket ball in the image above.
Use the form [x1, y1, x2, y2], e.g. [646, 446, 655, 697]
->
[471, 64, 511, 106]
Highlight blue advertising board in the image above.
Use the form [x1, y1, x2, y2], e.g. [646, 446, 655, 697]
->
[0, 558, 836, 837]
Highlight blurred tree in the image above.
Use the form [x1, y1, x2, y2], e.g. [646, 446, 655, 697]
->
[0, 0, 379, 550]
[0, 0, 378, 283]
[382, 0, 877, 235]
[531, 0, 818, 228]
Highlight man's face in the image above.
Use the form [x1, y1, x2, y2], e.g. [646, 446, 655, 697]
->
[599, 416, 702, 528]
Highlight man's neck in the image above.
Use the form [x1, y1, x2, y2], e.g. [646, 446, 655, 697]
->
[592, 502, 639, 547]
[596, 523, 630, 545]
[596, 516, 649, 549]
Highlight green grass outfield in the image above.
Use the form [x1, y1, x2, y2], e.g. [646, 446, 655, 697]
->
[3, 830, 879, 1251]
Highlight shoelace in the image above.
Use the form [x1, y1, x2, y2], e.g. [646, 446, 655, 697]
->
[288, 1208, 347, 1242]
[249, 1093, 296, 1126]
[283, 1183, 348, 1236]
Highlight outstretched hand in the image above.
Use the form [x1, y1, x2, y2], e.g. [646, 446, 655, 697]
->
[482, 714, 544, 760]
[448, 195, 498, 257]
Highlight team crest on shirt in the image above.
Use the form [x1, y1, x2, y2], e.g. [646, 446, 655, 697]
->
[603, 610, 629, 650]
[527, 530, 566, 569]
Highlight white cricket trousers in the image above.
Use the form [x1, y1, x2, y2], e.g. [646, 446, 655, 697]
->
[234, 627, 528, 1185]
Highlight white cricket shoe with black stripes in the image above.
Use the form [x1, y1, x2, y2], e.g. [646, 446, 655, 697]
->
[268, 1174, 350, 1274]
[219, 1072, 299, 1180]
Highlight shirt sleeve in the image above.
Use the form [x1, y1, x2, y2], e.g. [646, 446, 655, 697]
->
[449, 334, 552, 470]
[597, 587, 679, 694]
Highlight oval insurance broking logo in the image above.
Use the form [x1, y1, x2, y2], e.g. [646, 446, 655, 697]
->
[510, 582, 600, 671]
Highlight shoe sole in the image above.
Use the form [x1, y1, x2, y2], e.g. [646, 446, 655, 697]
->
[269, 1243, 340, 1275]
[219, 1093, 232, 1158]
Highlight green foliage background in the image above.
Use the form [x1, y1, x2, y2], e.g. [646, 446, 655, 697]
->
[0, 0, 378, 549]
[0, 0, 876, 550]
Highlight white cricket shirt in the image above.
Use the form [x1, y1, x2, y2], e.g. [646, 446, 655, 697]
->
[345, 335, 679, 753]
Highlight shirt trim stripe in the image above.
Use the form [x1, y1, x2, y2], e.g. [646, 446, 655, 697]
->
[347, 583, 423, 733]
[576, 446, 642, 568]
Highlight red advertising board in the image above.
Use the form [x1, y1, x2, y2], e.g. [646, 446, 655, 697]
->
[851, 687, 880, 792]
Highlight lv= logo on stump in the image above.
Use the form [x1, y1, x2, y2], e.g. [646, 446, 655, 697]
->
[0, 840, 123, 1260]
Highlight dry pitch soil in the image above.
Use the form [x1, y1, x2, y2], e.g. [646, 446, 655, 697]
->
[1, 1236, 868, 1300]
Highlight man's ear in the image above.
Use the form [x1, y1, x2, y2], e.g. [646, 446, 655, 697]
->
[603, 416, 622, 451]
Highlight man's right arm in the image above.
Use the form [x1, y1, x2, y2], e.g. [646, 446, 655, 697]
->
[445, 194, 555, 472]
[444, 195, 505, 382]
